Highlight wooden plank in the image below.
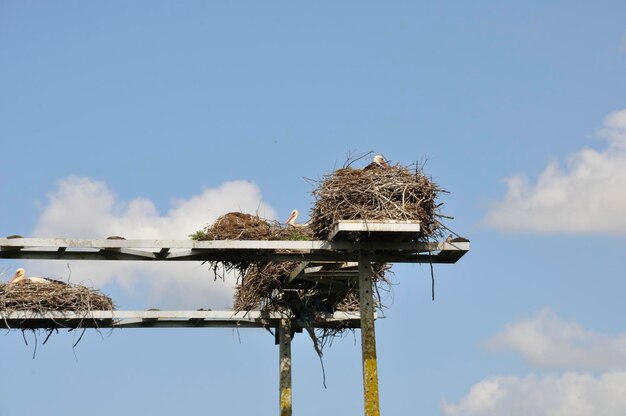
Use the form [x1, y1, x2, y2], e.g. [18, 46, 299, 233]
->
[328, 220, 421, 242]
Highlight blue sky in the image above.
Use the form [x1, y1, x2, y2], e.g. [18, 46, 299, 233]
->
[1, 2, 626, 415]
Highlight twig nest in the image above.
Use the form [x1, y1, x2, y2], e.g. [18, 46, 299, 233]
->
[192, 212, 313, 279]
[194, 212, 313, 242]
[0, 281, 114, 312]
[195, 212, 278, 241]
[233, 262, 299, 311]
[309, 165, 444, 239]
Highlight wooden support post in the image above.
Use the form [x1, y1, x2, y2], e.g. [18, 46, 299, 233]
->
[358, 251, 380, 416]
[279, 318, 293, 416]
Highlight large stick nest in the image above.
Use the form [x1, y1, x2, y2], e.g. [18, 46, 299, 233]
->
[234, 261, 391, 361]
[233, 261, 300, 311]
[0, 281, 114, 313]
[234, 262, 390, 314]
[194, 212, 293, 241]
[192, 212, 313, 277]
[309, 164, 445, 240]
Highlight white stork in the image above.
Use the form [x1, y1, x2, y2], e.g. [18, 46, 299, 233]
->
[286, 209, 309, 227]
[286, 209, 299, 226]
[364, 154, 389, 170]
[8, 268, 67, 285]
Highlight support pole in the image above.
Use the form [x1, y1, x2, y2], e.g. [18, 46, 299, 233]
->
[358, 251, 380, 416]
[279, 318, 292, 416]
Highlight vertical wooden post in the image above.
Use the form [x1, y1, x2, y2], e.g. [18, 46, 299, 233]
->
[279, 318, 292, 416]
[359, 251, 380, 416]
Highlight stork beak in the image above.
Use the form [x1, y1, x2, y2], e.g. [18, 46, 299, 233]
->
[286, 213, 295, 224]
[382, 161, 389, 168]
[8, 273, 18, 283]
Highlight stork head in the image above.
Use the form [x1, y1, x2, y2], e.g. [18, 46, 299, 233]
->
[373, 154, 388, 168]
[286, 209, 299, 225]
[9, 268, 25, 284]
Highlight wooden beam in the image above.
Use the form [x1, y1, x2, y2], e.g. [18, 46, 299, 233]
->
[359, 251, 380, 416]
[279, 319, 293, 416]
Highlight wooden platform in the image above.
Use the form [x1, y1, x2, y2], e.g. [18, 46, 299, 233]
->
[0, 221, 469, 330]
[0, 231, 468, 265]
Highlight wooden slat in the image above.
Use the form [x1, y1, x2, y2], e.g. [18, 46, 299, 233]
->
[328, 220, 422, 242]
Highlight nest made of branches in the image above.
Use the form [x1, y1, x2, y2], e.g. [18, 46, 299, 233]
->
[233, 261, 300, 311]
[192, 212, 313, 277]
[309, 164, 445, 240]
[234, 260, 391, 365]
[0, 281, 114, 313]
[194, 212, 286, 241]
[234, 262, 390, 314]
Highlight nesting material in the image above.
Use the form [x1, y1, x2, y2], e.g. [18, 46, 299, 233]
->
[234, 262, 390, 315]
[193, 212, 312, 278]
[334, 292, 361, 312]
[0, 281, 114, 313]
[193, 212, 313, 311]
[332, 264, 390, 312]
[194, 212, 313, 242]
[309, 164, 444, 240]
[195, 212, 283, 241]
[233, 261, 300, 311]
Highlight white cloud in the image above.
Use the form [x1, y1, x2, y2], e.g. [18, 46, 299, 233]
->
[441, 372, 626, 416]
[34, 176, 276, 239]
[25, 176, 277, 309]
[442, 310, 626, 415]
[485, 109, 626, 234]
[486, 308, 626, 370]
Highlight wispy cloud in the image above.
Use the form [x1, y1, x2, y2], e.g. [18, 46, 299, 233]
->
[24, 176, 277, 309]
[485, 109, 626, 234]
[441, 372, 626, 416]
[486, 308, 626, 370]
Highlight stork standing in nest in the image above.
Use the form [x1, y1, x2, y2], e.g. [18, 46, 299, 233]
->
[364, 154, 389, 170]
[8, 268, 67, 285]
[286, 209, 308, 227]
